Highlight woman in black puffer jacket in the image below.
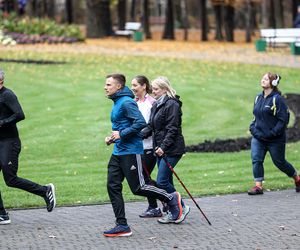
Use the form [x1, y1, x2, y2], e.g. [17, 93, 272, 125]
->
[143, 76, 189, 224]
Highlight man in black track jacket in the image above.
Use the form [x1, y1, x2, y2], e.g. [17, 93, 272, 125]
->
[0, 69, 56, 225]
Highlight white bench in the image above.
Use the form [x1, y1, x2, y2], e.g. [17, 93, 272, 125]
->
[260, 28, 300, 47]
[114, 22, 142, 39]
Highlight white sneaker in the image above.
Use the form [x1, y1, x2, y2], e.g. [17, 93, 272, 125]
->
[175, 205, 190, 224]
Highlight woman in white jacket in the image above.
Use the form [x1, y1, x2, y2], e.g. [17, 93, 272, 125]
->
[131, 75, 162, 218]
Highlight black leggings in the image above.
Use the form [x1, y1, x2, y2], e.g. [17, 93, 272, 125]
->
[0, 138, 47, 213]
[107, 154, 172, 225]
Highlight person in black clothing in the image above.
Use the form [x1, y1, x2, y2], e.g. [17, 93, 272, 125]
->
[248, 72, 300, 195]
[142, 76, 190, 224]
[0, 69, 56, 225]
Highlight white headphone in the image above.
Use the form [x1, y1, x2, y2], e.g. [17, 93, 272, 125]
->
[272, 74, 280, 87]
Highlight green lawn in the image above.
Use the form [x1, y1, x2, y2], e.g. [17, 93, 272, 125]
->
[1, 50, 299, 209]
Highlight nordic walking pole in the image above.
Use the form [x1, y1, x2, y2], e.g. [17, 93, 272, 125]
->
[161, 156, 212, 226]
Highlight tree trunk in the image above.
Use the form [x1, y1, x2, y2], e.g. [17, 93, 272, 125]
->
[199, 0, 208, 41]
[143, 0, 152, 39]
[245, 0, 251, 43]
[118, 0, 126, 30]
[274, 0, 284, 27]
[214, 5, 223, 41]
[224, 5, 234, 42]
[261, 0, 269, 28]
[45, 0, 55, 18]
[181, 0, 189, 41]
[269, 0, 276, 28]
[162, 0, 175, 40]
[130, 0, 136, 21]
[66, 0, 74, 24]
[86, 0, 113, 38]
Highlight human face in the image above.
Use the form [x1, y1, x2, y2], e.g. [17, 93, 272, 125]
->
[260, 73, 271, 90]
[131, 79, 146, 99]
[152, 83, 166, 99]
[104, 77, 122, 97]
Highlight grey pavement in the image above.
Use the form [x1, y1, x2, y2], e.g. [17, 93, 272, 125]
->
[1, 189, 300, 250]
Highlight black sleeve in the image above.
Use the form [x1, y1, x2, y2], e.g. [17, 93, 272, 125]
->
[0, 91, 25, 126]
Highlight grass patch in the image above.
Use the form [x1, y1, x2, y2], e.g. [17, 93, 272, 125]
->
[1, 51, 299, 209]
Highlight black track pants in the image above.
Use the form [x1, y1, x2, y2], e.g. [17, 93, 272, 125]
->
[142, 149, 158, 209]
[0, 138, 47, 213]
[107, 154, 172, 225]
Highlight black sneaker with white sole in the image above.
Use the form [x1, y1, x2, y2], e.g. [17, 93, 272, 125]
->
[0, 213, 11, 225]
[44, 183, 56, 212]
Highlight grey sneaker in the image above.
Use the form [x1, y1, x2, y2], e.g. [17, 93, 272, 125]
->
[0, 213, 11, 225]
[139, 207, 162, 218]
[175, 205, 190, 224]
[157, 212, 175, 224]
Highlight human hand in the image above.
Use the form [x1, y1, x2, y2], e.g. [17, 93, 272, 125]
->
[105, 136, 114, 146]
[155, 147, 164, 157]
[111, 131, 120, 141]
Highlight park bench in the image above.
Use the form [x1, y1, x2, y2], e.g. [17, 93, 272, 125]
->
[114, 22, 142, 40]
[257, 28, 300, 55]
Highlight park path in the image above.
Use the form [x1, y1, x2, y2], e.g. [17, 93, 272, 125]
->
[0, 189, 299, 249]
[1, 39, 300, 68]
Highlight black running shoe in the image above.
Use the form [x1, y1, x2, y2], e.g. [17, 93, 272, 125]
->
[139, 207, 162, 218]
[0, 213, 11, 225]
[295, 176, 300, 192]
[44, 183, 56, 212]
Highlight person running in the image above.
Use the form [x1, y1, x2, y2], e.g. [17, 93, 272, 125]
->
[103, 73, 184, 237]
[0, 69, 56, 225]
[248, 72, 300, 195]
[142, 76, 190, 224]
[131, 75, 162, 218]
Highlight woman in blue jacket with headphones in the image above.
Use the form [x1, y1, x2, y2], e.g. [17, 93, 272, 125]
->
[248, 72, 300, 195]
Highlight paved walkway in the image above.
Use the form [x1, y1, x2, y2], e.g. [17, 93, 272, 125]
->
[1, 189, 299, 250]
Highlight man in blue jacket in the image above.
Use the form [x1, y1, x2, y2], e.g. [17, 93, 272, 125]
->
[103, 73, 183, 237]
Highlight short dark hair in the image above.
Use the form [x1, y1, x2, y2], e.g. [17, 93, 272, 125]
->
[133, 75, 152, 94]
[106, 73, 126, 88]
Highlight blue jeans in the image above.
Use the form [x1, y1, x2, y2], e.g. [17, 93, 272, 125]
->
[251, 137, 297, 182]
[156, 156, 182, 193]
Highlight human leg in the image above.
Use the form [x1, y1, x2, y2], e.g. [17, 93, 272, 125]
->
[140, 150, 160, 217]
[104, 155, 134, 237]
[121, 154, 183, 221]
[268, 142, 297, 177]
[106, 154, 127, 226]
[0, 139, 47, 196]
[268, 141, 300, 192]
[0, 138, 55, 212]
[156, 156, 181, 193]
[248, 138, 267, 195]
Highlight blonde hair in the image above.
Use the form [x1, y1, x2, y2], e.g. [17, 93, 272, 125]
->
[151, 76, 176, 98]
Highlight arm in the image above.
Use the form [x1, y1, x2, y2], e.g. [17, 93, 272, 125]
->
[119, 101, 146, 139]
[160, 101, 181, 152]
[0, 91, 25, 126]
[269, 97, 289, 137]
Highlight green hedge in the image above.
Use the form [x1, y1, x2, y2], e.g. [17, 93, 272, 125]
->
[0, 12, 84, 40]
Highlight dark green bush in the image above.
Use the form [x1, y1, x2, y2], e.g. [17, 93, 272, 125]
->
[0, 13, 84, 41]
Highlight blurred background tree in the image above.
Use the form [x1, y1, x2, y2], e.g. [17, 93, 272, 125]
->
[1, 0, 300, 41]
